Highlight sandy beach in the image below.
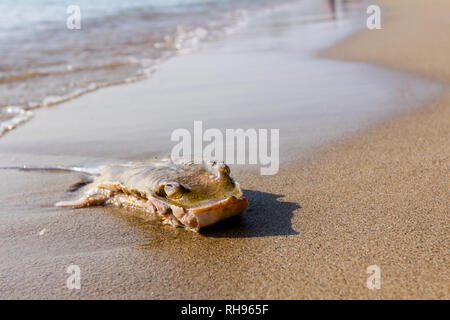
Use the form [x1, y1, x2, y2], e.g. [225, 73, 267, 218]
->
[0, 0, 448, 299]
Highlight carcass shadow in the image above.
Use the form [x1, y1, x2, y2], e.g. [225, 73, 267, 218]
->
[201, 189, 300, 238]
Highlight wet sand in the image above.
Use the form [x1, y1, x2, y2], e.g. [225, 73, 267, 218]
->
[0, 0, 449, 299]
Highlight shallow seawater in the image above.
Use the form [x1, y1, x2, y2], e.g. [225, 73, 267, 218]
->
[0, 0, 298, 135]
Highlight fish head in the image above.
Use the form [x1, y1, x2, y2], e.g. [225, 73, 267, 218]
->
[157, 159, 244, 208]
[153, 159, 248, 231]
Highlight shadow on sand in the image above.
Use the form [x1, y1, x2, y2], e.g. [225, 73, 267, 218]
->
[201, 189, 300, 238]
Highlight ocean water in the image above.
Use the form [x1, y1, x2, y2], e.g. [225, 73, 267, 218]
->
[0, 0, 295, 136]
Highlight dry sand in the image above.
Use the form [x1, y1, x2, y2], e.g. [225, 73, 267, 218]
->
[322, 0, 450, 84]
[0, 0, 448, 299]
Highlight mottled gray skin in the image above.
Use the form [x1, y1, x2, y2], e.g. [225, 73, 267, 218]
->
[57, 158, 248, 231]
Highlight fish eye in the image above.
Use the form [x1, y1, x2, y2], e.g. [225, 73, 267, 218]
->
[164, 183, 179, 196]
[211, 161, 230, 177]
[219, 164, 230, 176]
[164, 182, 188, 199]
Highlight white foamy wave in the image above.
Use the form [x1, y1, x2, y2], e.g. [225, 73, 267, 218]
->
[0, 107, 34, 137]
